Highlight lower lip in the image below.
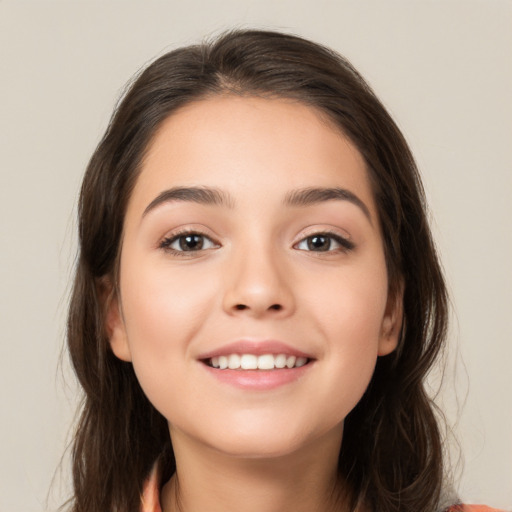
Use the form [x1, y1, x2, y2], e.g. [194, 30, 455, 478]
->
[201, 363, 312, 390]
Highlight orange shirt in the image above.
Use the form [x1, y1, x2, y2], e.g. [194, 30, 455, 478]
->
[446, 507, 506, 512]
[445, 505, 505, 512]
[141, 467, 505, 512]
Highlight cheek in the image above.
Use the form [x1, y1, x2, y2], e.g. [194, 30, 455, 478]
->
[304, 260, 388, 407]
[122, 256, 217, 339]
[118, 256, 219, 407]
[308, 257, 389, 346]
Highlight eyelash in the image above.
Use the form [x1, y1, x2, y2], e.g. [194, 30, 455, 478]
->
[158, 230, 355, 256]
[159, 229, 219, 256]
[294, 232, 355, 253]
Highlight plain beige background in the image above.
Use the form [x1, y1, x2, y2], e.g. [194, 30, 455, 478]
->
[1, 1, 511, 511]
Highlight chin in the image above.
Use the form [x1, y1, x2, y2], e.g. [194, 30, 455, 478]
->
[209, 435, 308, 460]
[191, 416, 342, 461]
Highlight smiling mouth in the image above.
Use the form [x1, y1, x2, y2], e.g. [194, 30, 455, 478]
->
[204, 353, 311, 370]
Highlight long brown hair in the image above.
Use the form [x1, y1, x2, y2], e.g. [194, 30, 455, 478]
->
[67, 29, 448, 512]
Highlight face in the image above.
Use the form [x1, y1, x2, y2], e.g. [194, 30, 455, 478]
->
[107, 96, 402, 459]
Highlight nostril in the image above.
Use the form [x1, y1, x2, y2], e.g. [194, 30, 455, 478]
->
[233, 303, 282, 311]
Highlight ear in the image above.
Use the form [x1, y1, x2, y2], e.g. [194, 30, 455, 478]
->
[98, 277, 132, 362]
[378, 280, 404, 356]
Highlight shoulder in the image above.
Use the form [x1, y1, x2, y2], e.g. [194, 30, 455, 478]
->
[141, 463, 162, 512]
[444, 505, 507, 512]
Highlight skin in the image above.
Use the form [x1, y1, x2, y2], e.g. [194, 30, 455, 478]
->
[106, 96, 403, 512]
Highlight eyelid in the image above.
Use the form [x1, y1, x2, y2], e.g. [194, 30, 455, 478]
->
[157, 224, 218, 244]
[158, 226, 221, 255]
[293, 227, 355, 252]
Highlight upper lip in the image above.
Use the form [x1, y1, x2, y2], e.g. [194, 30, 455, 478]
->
[197, 340, 314, 361]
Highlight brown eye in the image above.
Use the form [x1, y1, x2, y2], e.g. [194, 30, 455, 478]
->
[295, 233, 355, 253]
[307, 235, 331, 251]
[179, 234, 204, 251]
[160, 232, 218, 253]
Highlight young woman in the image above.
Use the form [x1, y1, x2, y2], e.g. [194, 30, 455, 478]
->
[66, 30, 502, 512]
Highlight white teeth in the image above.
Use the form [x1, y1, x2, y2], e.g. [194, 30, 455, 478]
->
[208, 353, 309, 370]
[295, 357, 307, 367]
[286, 355, 296, 368]
[240, 354, 258, 369]
[275, 354, 287, 368]
[257, 354, 275, 370]
[228, 354, 241, 369]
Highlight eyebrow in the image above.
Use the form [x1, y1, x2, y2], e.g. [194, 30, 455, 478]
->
[284, 187, 372, 223]
[143, 186, 235, 217]
[143, 185, 372, 223]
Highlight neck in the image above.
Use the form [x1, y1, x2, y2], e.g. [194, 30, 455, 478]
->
[161, 426, 352, 512]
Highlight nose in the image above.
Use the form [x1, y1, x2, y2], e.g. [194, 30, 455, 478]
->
[222, 244, 295, 318]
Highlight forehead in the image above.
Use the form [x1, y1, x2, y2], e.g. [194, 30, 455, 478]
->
[128, 95, 377, 218]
